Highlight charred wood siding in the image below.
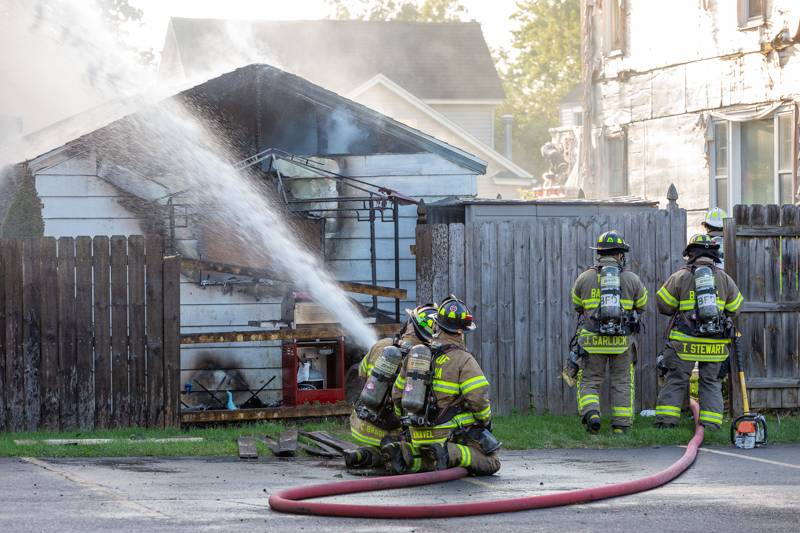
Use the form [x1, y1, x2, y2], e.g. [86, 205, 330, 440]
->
[417, 202, 687, 415]
[0, 235, 180, 432]
[725, 204, 800, 412]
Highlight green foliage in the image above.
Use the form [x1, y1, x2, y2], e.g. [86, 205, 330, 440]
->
[1, 164, 44, 239]
[496, 0, 581, 177]
[327, 0, 467, 22]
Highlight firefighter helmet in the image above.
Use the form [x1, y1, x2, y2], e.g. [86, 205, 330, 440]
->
[405, 303, 438, 342]
[683, 233, 721, 256]
[590, 230, 630, 253]
[435, 295, 476, 333]
[702, 207, 727, 230]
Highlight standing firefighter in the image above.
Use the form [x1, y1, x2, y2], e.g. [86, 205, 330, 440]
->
[654, 234, 743, 429]
[570, 231, 648, 434]
[702, 207, 727, 268]
[345, 303, 438, 469]
[388, 295, 501, 476]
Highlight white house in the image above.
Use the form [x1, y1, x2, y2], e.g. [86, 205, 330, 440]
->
[2, 64, 485, 407]
[577, 0, 800, 229]
[159, 18, 532, 199]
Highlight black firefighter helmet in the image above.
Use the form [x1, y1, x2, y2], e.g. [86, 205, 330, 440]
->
[590, 230, 630, 254]
[436, 295, 477, 334]
[683, 233, 721, 257]
[405, 303, 439, 343]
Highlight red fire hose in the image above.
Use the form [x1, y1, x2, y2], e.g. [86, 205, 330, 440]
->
[269, 401, 705, 518]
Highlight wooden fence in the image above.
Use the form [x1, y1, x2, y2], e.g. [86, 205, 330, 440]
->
[416, 196, 687, 415]
[0, 235, 181, 432]
[724, 204, 800, 411]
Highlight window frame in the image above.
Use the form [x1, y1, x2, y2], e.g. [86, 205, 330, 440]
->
[603, 0, 626, 57]
[710, 108, 796, 211]
[738, 0, 765, 30]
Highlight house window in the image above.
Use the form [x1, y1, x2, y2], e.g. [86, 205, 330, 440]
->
[712, 122, 729, 209]
[604, 0, 625, 55]
[606, 134, 627, 196]
[739, 0, 765, 27]
[711, 111, 795, 210]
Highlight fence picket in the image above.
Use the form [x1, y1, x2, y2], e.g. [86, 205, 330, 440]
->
[75, 237, 95, 429]
[93, 237, 111, 428]
[0, 243, 6, 431]
[39, 238, 59, 430]
[512, 223, 531, 413]
[57, 237, 77, 430]
[496, 223, 514, 415]
[145, 235, 165, 428]
[128, 236, 147, 427]
[22, 238, 41, 431]
[110, 236, 129, 426]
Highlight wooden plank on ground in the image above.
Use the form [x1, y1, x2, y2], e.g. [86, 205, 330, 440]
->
[277, 429, 299, 456]
[237, 436, 258, 460]
[496, 222, 514, 415]
[145, 235, 164, 428]
[57, 237, 77, 430]
[512, 222, 531, 413]
[259, 435, 281, 456]
[39, 238, 59, 430]
[75, 237, 94, 429]
[479, 223, 499, 408]
[4, 240, 24, 431]
[302, 430, 356, 453]
[110, 236, 129, 427]
[92, 236, 111, 428]
[529, 220, 547, 414]
[431, 224, 449, 303]
[22, 238, 42, 431]
[448, 223, 466, 300]
[162, 254, 181, 428]
[128, 236, 146, 427]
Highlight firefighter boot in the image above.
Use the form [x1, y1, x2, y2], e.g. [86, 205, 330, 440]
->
[344, 447, 382, 469]
[381, 442, 414, 474]
[582, 410, 601, 434]
[420, 443, 450, 471]
[612, 425, 629, 435]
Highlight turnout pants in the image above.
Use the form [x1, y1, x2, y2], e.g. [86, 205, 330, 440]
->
[349, 411, 401, 454]
[655, 347, 724, 429]
[444, 443, 501, 476]
[577, 350, 635, 427]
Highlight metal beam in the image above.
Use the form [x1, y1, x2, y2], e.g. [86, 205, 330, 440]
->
[181, 401, 352, 424]
[181, 258, 406, 298]
[180, 323, 403, 345]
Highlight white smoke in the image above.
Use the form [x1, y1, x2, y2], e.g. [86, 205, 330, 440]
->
[0, 0, 378, 348]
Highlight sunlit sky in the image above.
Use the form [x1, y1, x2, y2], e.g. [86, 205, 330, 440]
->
[132, 0, 519, 57]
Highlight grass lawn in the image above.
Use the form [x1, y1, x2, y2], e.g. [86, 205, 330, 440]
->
[1, 413, 798, 458]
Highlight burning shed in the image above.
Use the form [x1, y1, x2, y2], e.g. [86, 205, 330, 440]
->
[1, 63, 486, 415]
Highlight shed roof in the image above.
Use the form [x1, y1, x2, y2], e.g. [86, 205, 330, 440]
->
[164, 18, 505, 101]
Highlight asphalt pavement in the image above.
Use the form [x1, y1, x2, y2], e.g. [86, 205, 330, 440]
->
[1, 444, 798, 532]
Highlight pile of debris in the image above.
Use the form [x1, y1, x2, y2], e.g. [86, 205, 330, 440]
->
[236, 430, 354, 460]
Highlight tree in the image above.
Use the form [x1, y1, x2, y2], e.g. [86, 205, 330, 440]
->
[1, 164, 44, 238]
[327, 0, 467, 22]
[496, 0, 580, 178]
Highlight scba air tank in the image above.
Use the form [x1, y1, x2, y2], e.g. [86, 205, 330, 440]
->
[599, 265, 622, 323]
[359, 345, 403, 410]
[694, 266, 719, 323]
[401, 345, 433, 417]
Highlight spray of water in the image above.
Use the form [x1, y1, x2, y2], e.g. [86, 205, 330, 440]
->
[2, 0, 379, 349]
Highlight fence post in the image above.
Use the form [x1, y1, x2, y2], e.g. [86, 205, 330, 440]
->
[162, 253, 181, 428]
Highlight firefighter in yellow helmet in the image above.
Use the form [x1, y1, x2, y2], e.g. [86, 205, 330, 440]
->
[570, 230, 648, 434]
[702, 207, 727, 268]
[345, 303, 438, 470]
[386, 296, 501, 476]
[654, 234, 743, 430]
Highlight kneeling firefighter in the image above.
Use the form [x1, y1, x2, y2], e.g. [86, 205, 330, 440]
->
[654, 234, 743, 429]
[388, 295, 501, 476]
[570, 231, 648, 434]
[346, 303, 438, 469]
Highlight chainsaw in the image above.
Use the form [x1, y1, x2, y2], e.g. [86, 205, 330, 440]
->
[730, 329, 767, 449]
